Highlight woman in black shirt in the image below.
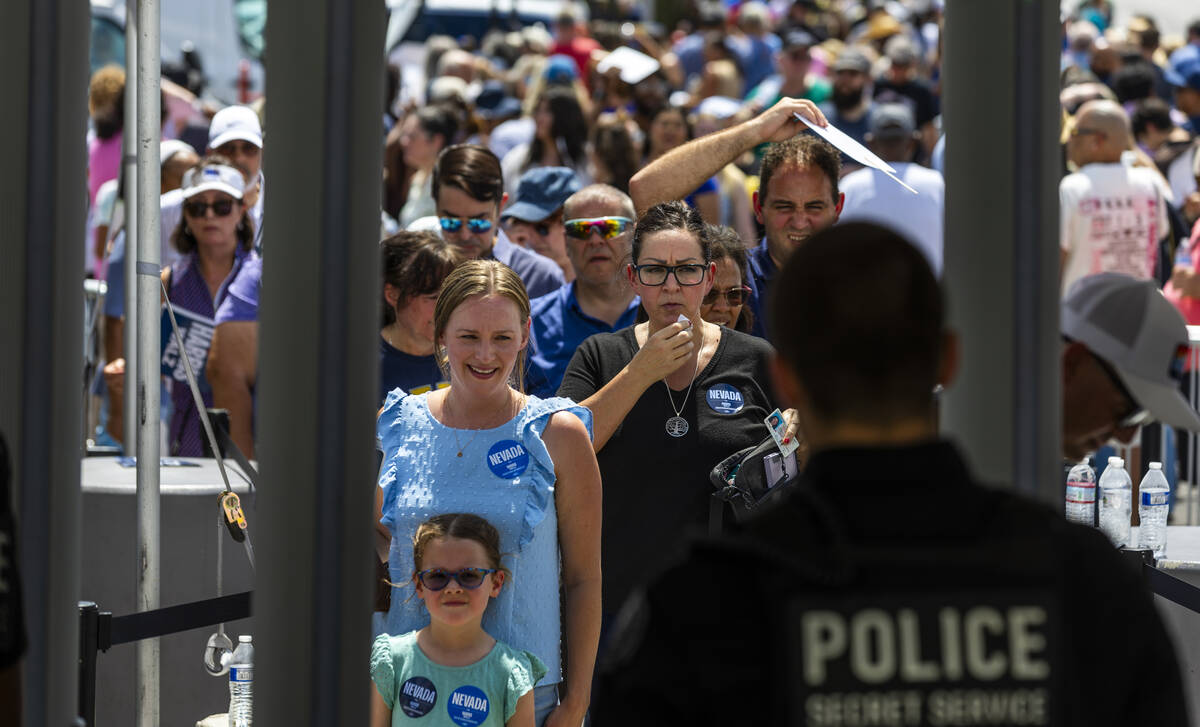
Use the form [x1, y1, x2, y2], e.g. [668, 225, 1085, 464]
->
[559, 201, 796, 614]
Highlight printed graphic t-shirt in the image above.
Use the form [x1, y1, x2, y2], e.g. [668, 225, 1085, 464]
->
[1060, 162, 1169, 296]
[371, 631, 546, 726]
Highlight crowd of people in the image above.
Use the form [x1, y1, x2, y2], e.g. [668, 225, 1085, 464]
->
[66, 1, 1200, 725]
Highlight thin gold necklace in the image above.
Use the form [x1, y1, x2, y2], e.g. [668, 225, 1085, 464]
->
[445, 390, 519, 457]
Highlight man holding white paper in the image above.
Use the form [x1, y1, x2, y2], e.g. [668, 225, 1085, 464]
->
[630, 97, 841, 340]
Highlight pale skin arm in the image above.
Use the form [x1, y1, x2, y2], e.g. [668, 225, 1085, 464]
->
[541, 411, 603, 727]
[370, 686, 391, 727]
[206, 320, 258, 458]
[506, 690, 535, 727]
[629, 97, 827, 216]
[577, 321, 694, 452]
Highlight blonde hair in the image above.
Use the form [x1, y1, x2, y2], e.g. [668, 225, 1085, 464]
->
[433, 260, 531, 390]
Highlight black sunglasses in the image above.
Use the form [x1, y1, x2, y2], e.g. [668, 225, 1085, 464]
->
[416, 567, 497, 591]
[183, 198, 237, 218]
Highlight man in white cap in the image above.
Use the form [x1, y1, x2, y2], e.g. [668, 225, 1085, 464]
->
[161, 105, 265, 258]
[1060, 272, 1200, 460]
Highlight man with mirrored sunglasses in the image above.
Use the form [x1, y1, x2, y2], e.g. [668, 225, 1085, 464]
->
[419, 144, 564, 299]
[526, 185, 641, 397]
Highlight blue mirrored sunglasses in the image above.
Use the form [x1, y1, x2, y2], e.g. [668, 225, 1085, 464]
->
[439, 217, 494, 234]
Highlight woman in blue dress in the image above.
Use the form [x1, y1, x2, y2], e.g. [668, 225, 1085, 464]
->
[375, 260, 601, 727]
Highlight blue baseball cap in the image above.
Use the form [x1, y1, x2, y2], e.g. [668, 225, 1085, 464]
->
[503, 167, 582, 222]
[544, 54, 578, 84]
[474, 80, 522, 120]
[1165, 45, 1200, 92]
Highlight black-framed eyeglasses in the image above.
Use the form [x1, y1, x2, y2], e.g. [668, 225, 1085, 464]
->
[634, 263, 707, 286]
[703, 285, 751, 306]
[416, 567, 497, 591]
[1090, 351, 1151, 429]
[183, 198, 237, 218]
[439, 217, 494, 234]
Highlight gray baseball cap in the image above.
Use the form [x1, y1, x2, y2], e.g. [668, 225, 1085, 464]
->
[1062, 273, 1200, 431]
[868, 103, 916, 140]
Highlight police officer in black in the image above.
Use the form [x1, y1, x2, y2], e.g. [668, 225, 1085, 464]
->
[592, 223, 1188, 726]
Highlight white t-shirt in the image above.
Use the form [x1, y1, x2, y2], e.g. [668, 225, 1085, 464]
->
[1059, 162, 1168, 296]
[838, 162, 946, 275]
[1167, 145, 1197, 209]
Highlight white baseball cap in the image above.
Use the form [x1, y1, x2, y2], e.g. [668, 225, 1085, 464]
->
[180, 164, 246, 200]
[159, 139, 197, 166]
[208, 105, 263, 150]
[1062, 273, 1200, 431]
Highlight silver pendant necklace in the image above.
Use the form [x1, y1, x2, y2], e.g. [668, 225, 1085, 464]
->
[663, 328, 701, 438]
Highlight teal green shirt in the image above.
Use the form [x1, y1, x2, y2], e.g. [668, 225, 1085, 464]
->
[371, 632, 546, 726]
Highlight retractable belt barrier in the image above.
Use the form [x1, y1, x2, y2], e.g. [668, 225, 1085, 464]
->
[78, 592, 252, 726]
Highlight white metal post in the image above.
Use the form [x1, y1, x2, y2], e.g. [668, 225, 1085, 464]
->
[134, 0, 162, 723]
[122, 0, 139, 452]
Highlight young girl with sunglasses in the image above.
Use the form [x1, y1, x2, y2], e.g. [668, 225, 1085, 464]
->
[371, 513, 546, 727]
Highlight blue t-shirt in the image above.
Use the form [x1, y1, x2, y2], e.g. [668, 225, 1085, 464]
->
[380, 336, 447, 404]
[376, 392, 593, 685]
[525, 283, 640, 398]
[745, 238, 776, 341]
[684, 176, 719, 211]
[214, 255, 261, 325]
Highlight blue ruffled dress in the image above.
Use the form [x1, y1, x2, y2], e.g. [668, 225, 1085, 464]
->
[375, 390, 592, 686]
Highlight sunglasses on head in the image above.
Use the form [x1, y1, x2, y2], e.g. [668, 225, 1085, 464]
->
[416, 567, 497, 591]
[703, 286, 751, 306]
[183, 198, 237, 218]
[439, 217, 494, 234]
[564, 217, 633, 240]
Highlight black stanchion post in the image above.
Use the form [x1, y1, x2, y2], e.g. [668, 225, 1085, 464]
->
[77, 601, 99, 727]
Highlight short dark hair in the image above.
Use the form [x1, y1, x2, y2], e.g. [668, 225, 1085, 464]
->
[380, 231, 463, 326]
[759, 134, 841, 205]
[1131, 98, 1173, 138]
[415, 104, 461, 146]
[432, 144, 504, 204]
[1111, 62, 1156, 104]
[770, 222, 943, 424]
[631, 201, 710, 264]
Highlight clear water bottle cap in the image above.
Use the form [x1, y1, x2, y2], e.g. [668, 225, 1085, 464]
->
[1149, 462, 1162, 470]
[1108, 456, 1124, 467]
[238, 635, 252, 643]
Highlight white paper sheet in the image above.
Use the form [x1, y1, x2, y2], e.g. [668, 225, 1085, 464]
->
[793, 112, 918, 195]
[596, 46, 661, 85]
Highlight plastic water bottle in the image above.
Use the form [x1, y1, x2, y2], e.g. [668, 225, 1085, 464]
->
[1138, 462, 1170, 558]
[1065, 459, 1096, 525]
[1097, 457, 1132, 547]
[228, 634, 254, 726]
